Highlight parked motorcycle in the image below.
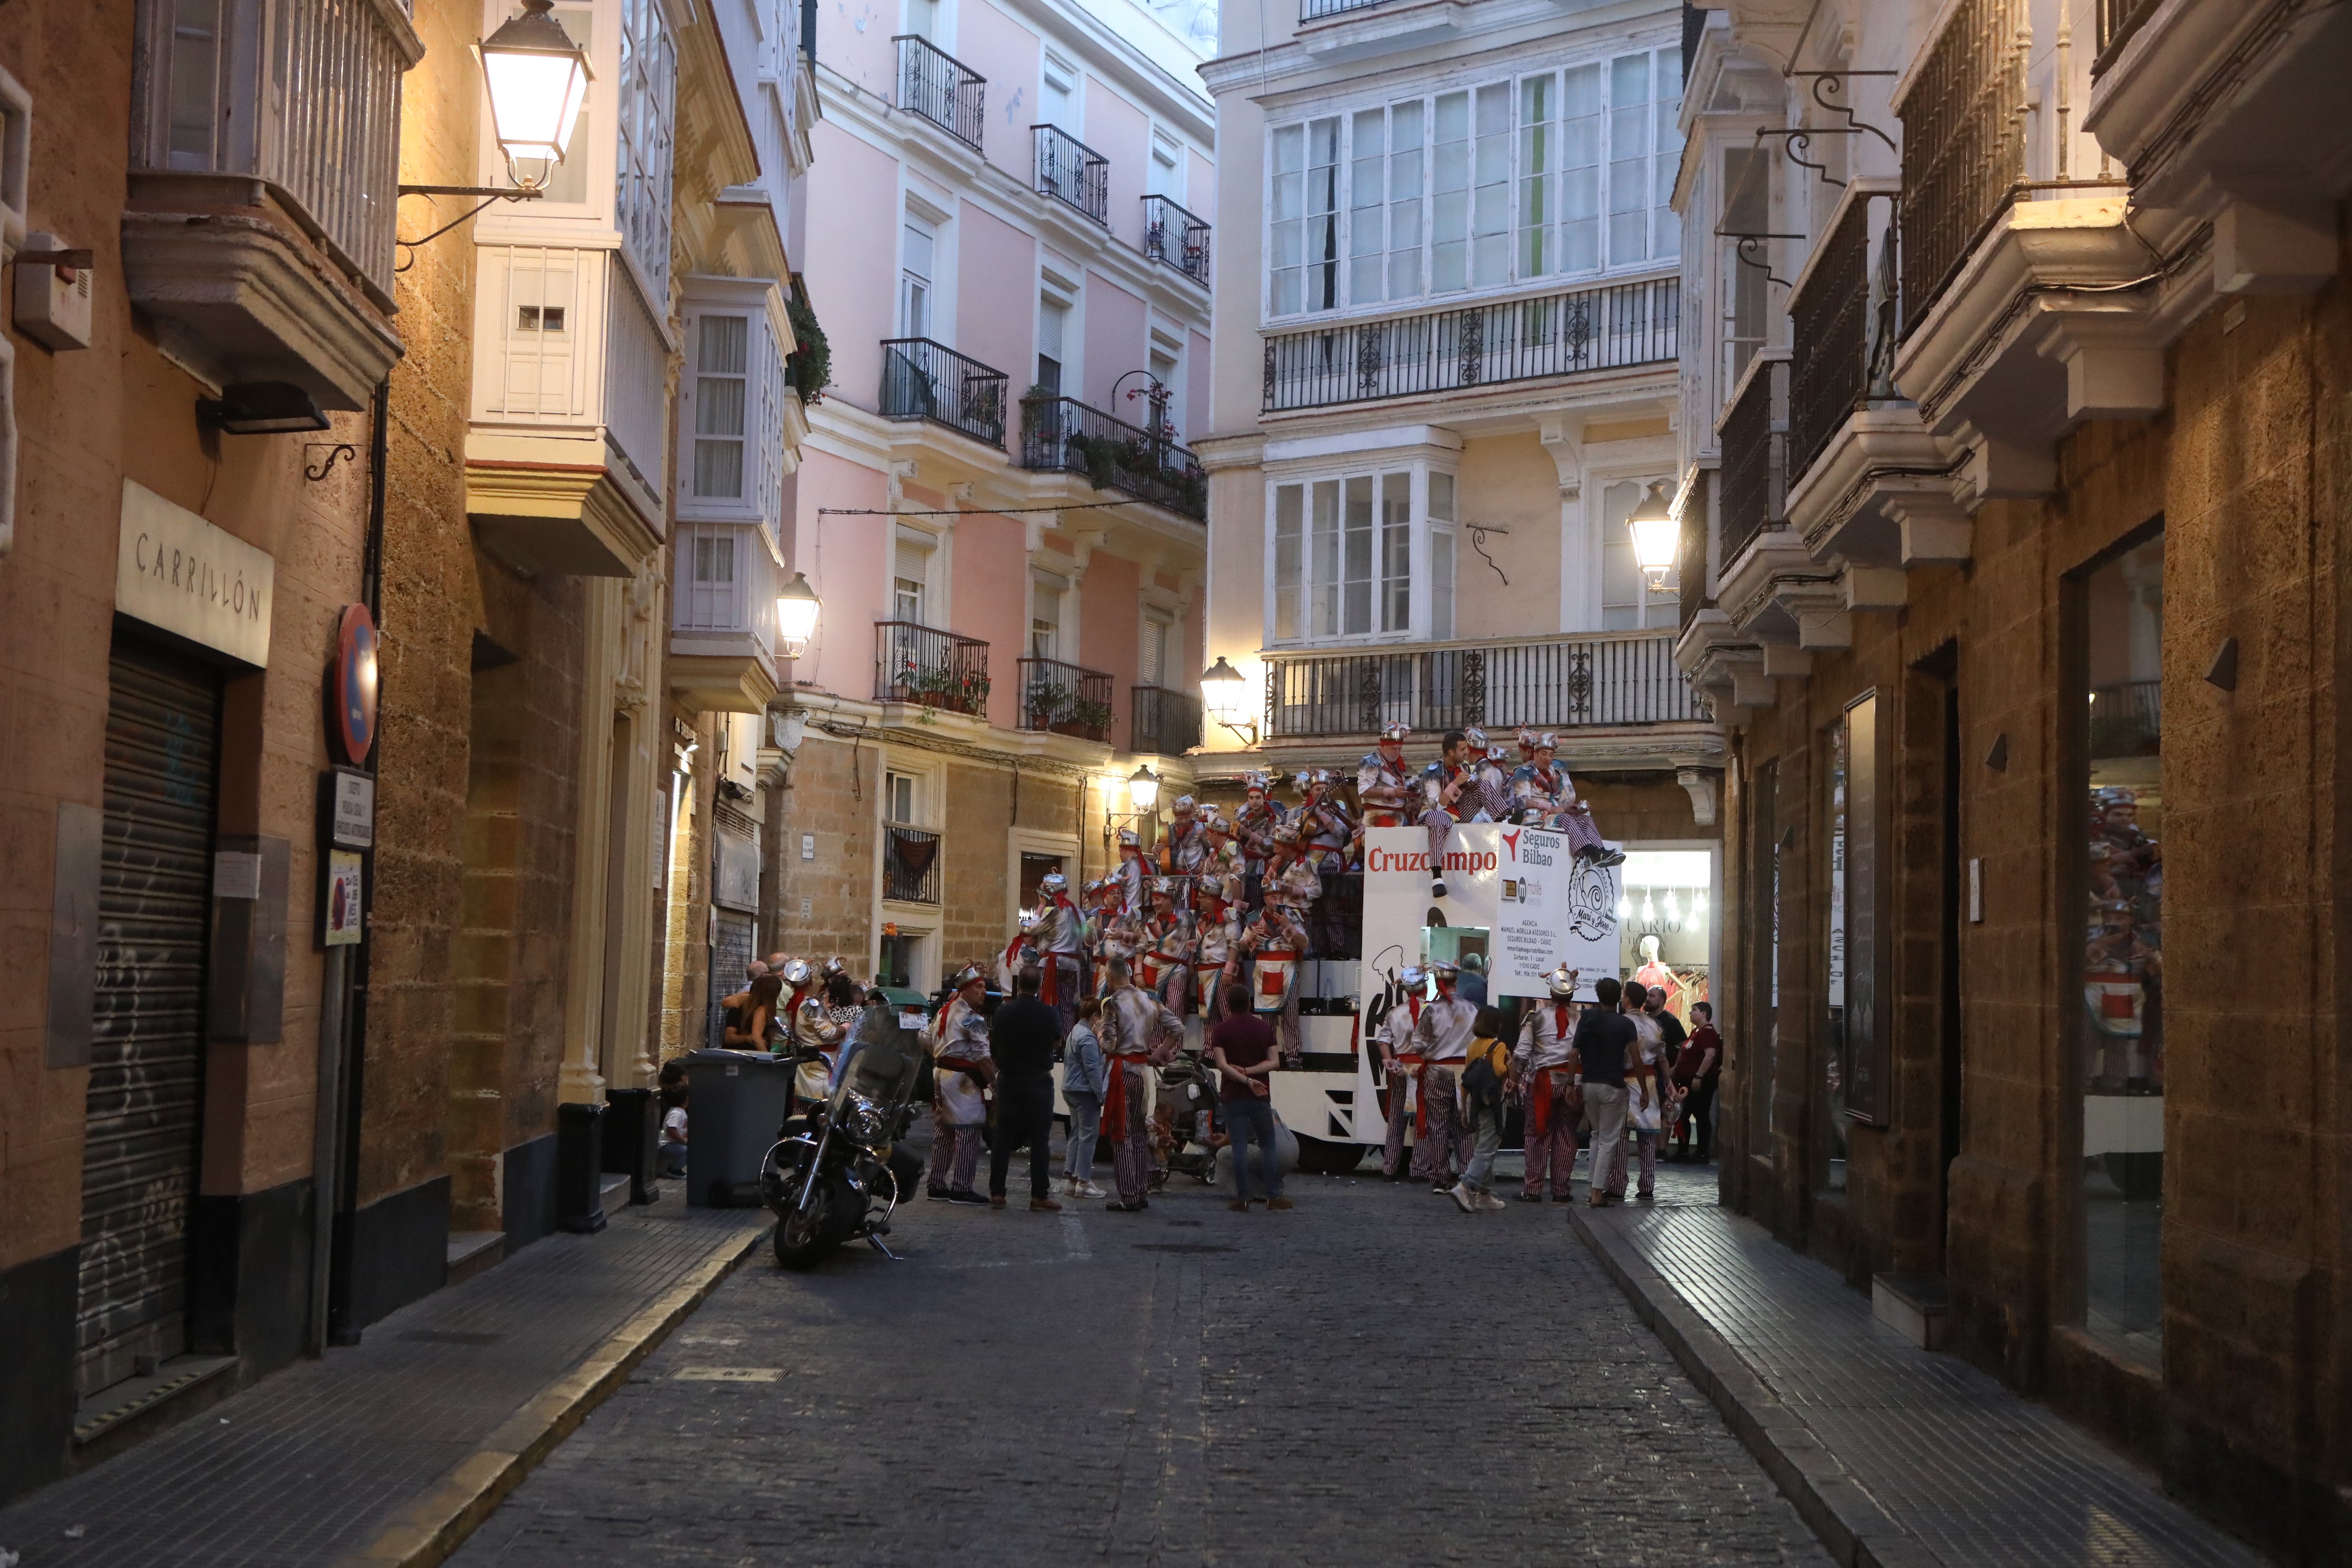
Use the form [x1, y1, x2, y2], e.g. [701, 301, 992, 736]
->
[1155, 1051, 1224, 1187]
[760, 1002, 925, 1269]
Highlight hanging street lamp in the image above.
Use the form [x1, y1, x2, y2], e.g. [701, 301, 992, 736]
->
[775, 572, 822, 660]
[476, 0, 594, 191]
[1627, 481, 1679, 591]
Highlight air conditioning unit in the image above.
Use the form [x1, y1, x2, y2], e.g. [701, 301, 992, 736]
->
[15, 231, 93, 350]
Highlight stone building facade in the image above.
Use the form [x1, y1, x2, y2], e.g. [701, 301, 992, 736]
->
[1674, 1, 2352, 1556]
[0, 0, 810, 1503]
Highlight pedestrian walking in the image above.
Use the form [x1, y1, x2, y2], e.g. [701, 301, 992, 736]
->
[1210, 986, 1291, 1211]
[1513, 965, 1581, 1202]
[1626, 1025, 1667, 1202]
[1572, 976, 1635, 1205]
[1100, 957, 1178, 1212]
[1448, 1008, 1511, 1212]
[1376, 965, 1428, 1180]
[987, 969, 1064, 1211]
[1061, 996, 1109, 1198]
[925, 965, 994, 1205]
[1409, 961, 1478, 1190]
[1672, 1002, 1721, 1161]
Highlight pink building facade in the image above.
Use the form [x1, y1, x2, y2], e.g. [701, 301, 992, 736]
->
[769, 0, 1215, 992]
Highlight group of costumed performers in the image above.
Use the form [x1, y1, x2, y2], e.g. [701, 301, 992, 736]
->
[930, 724, 1630, 1194]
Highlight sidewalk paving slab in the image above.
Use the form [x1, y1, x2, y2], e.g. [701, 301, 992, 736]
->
[0, 1197, 770, 1568]
[1569, 1171, 2270, 1568]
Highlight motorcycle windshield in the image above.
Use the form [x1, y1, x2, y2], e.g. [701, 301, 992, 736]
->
[831, 1002, 917, 1119]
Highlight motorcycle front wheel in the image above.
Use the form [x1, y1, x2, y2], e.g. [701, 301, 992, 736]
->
[774, 1188, 834, 1269]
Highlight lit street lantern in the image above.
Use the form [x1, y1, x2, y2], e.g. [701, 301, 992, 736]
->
[775, 571, 821, 659]
[477, 0, 594, 190]
[1128, 763, 1161, 815]
[1627, 481, 1679, 591]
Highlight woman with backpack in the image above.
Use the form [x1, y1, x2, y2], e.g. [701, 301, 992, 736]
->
[1448, 1008, 1513, 1213]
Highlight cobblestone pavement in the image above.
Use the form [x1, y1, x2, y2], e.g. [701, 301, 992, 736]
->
[1598, 1201, 2269, 1568]
[0, 1201, 768, 1568]
[449, 1155, 1830, 1568]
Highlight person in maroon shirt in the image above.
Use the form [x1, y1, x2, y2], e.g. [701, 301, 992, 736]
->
[1671, 1002, 1721, 1162]
[1209, 989, 1291, 1211]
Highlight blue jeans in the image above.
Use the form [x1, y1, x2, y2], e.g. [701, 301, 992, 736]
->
[1064, 1092, 1102, 1180]
[1225, 1095, 1282, 1201]
[1461, 1104, 1502, 1192]
[659, 1140, 689, 1177]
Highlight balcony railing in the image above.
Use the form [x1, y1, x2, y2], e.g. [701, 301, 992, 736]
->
[1020, 397, 1207, 521]
[1131, 684, 1202, 756]
[1263, 634, 1700, 740]
[896, 35, 985, 149]
[1895, 0, 2026, 336]
[875, 621, 991, 715]
[2093, 0, 2164, 71]
[1019, 658, 1114, 742]
[1302, 0, 1385, 18]
[879, 338, 1009, 448]
[1033, 125, 1109, 225]
[1262, 277, 1678, 414]
[1677, 478, 1711, 634]
[1142, 196, 1211, 286]
[1719, 357, 1788, 569]
[1788, 197, 1873, 489]
[883, 824, 943, 904]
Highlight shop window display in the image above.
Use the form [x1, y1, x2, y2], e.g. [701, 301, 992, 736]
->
[1616, 848, 1710, 1018]
[2080, 535, 2163, 1357]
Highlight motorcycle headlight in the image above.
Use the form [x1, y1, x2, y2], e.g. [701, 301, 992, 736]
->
[842, 1091, 889, 1147]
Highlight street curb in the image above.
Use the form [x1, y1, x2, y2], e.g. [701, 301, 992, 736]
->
[1565, 1204, 1945, 1568]
[332, 1217, 774, 1568]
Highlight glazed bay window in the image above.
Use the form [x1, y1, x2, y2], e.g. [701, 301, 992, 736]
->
[1269, 468, 1446, 644]
[616, 0, 678, 298]
[679, 295, 787, 530]
[1267, 46, 1680, 321]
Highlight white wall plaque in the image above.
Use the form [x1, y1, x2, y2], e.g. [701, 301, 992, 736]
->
[115, 478, 275, 666]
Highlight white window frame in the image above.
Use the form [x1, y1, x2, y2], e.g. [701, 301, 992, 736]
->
[615, 0, 678, 302]
[1264, 464, 1445, 648]
[1262, 41, 1682, 326]
[1042, 51, 1080, 135]
[1036, 269, 1079, 397]
[1597, 471, 1680, 632]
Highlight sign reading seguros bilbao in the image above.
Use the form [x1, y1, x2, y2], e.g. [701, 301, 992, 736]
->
[115, 479, 275, 667]
[1358, 825, 1620, 1004]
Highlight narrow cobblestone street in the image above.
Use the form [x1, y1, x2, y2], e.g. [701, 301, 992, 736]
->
[448, 1163, 1829, 1567]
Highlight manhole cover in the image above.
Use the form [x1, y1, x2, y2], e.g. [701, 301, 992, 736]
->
[399, 1330, 504, 1346]
[1132, 1243, 1237, 1255]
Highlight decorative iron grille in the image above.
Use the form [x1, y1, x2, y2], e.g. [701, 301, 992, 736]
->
[1020, 396, 1207, 520]
[875, 621, 991, 714]
[1788, 197, 1873, 490]
[1130, 685, 1202, 756]
[1895, 0, 2026, 337]
[1019, 657, 1114, 742]
[1302, 0, 1386, 18]
[879, 338, 1009, 448]
[895, 35, 985, 149]
[884, 825, 942, 904]
[1718, 358, 1785, 567]
[1142, 195, 1211, 285]
[1677, 476, 1711, 633]
[1261, 277, 1678, 413]
[1263, 634, 1698, 739]
[1033, 125, 1109, 224]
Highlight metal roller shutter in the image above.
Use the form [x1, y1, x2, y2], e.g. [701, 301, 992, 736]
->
[78, 643, 220, 1395]
[710, 909, 754, 1048]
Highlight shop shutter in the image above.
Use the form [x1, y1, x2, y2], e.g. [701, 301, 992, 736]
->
[710, 909, 756, 1048]
[78, 643, 220, 1395]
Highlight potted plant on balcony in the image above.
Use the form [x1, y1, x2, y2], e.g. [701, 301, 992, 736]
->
[1026, 680, 1073, 731]
[1068, 695, 1113, 735]
[787, 280, 832, 406]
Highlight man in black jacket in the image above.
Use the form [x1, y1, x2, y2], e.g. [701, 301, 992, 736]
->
[1571, 976, 1636, 1206]
[988, 969, 1065, 1210]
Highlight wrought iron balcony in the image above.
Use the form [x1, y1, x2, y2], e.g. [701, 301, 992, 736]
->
[1787, 198, 1873, 492]
[875, 621, 991, 715]
[1142, 196, 1211, 286]
[879, 338, 1008, 448]
[2093, 0, 2165, 70]
[1263, 633, 1700, 741]
[1019, 396, 1206, 521]
[1033, 125, 1109, 225]
[1718, 357, 1788, 569]
[895, 35, 985, 149]
[1019, 658, 1114, 742]
[1261, 277, 1677, 414]
[1130, 684, 1202, 757]
[1895, 0, 2026, 337]
[883, 824, 942, 904]
[1301, 0, 1385, 18]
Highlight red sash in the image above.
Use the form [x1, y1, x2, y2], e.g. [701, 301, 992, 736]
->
[1041, 955, 1062, 1007]
[1103, 1053, 1150, 1141]
[1530, 1067, 1571, 1138]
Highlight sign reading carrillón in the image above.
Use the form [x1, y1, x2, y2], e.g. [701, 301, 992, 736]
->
[115, 478, 276, 666]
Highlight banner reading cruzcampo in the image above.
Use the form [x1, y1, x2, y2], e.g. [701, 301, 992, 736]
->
[1359, 825, 1621, 1003]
